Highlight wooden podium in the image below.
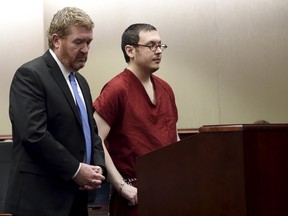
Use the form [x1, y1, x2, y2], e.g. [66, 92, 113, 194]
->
[136, 124, 288, 216]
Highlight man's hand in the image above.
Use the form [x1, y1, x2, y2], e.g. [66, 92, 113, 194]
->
[73, 163, 105, 190]
[121, 183, 138, 206]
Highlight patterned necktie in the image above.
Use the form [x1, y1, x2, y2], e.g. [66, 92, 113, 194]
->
[69, 73, 91, 164]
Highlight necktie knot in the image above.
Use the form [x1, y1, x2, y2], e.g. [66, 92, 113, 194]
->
[69, 73, 76, 82]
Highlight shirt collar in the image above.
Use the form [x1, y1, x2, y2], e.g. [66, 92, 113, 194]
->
[49, 49, 71, 80]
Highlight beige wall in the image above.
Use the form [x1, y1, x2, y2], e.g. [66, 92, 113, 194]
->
[1, 0, 288, 134]
[0, 0, 44, 135]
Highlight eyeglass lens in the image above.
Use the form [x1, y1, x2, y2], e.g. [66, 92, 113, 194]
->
[151, 44, 167, 51]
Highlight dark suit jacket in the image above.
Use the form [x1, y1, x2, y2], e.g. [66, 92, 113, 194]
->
[4, 50, 106, 216]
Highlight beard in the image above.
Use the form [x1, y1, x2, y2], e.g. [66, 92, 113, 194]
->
[59, 51, 87, 71]
[72, 53, 87, 71]
[72, 60, 86, 71]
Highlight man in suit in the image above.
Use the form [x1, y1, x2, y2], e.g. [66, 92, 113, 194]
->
[4, 7, 106, 216]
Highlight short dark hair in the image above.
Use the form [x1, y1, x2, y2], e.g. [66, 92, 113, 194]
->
[121, 23, 157, 63]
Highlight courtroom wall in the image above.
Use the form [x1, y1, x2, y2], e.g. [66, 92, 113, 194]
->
[0, 0, 44, 135]
[1, 0, 288, 134]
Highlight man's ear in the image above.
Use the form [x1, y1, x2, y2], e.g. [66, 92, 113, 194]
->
[125, 45, 135, 59]
[51, 34, 61, 48]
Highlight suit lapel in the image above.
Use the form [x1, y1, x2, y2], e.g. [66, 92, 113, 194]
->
[43, 51, 82, 125]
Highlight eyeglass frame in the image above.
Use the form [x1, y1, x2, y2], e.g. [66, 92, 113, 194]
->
[133, 43, 168, 52]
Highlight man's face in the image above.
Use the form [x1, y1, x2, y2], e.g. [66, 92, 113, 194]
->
[54, 25, 93, 72]
[134, 30, 163, 73]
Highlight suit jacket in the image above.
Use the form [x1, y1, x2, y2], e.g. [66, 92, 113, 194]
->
[4, 50, 106, 216]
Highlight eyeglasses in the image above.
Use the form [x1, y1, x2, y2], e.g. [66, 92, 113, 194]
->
[135, 43, 168, 52]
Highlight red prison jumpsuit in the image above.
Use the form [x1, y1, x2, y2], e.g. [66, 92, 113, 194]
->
[93, 69, 178, 216]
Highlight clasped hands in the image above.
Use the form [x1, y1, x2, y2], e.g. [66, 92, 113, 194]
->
[73, 163, 105, 190]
